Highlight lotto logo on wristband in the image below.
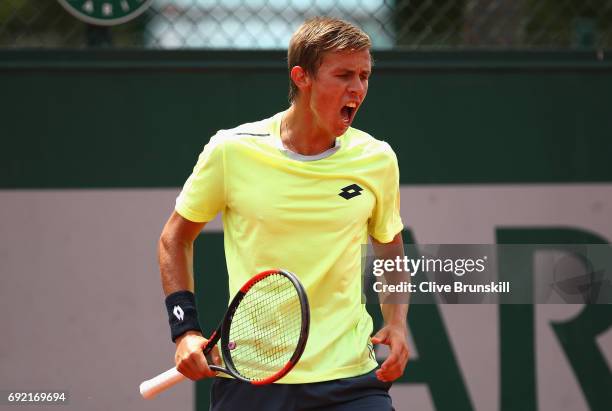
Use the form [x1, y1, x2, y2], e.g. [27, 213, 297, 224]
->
[173, 305, 184, 321]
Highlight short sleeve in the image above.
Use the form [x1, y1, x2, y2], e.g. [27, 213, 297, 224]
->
[368, 146, 404, 243]
[175, 134, 226, 222]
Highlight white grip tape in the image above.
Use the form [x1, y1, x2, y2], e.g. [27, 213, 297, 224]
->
[139, 367, 186, 399]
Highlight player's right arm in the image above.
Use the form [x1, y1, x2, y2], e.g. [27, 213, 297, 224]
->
[158, 211, 220, 380]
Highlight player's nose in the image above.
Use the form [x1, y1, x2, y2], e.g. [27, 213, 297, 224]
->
[347, 75, 366, 96]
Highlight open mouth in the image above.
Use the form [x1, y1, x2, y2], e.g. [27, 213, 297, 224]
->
[340, 102, 358, 124]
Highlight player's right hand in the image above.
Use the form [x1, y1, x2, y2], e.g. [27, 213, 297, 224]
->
[174, 331, 221, 380]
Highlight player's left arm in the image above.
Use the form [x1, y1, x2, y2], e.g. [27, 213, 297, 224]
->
[370, 231, 409, 382]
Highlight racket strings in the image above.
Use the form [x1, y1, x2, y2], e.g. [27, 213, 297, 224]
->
[228, 273, 303, 381]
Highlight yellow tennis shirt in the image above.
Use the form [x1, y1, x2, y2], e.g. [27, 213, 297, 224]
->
[175, 111, 403, 383]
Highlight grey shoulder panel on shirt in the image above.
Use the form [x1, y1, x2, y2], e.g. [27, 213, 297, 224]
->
[234, 132, 270, 136]
[216, 114, 275, 138]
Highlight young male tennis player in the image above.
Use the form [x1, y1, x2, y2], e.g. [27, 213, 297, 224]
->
[158, 16, 409, 410]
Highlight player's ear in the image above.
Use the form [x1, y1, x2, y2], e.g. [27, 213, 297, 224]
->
[290, 66, 311, 91]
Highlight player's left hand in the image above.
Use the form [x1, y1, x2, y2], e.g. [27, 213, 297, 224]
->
[371, 323, 409, 382]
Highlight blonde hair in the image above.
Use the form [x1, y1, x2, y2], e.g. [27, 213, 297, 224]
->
[287, 17, 371, 103]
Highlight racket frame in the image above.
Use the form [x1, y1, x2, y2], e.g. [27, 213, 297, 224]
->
[202, 269, 310, 385]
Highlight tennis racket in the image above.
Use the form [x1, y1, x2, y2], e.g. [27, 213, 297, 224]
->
[140, 269, 310, 399]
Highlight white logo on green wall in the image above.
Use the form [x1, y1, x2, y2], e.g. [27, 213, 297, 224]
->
[57, 0, 152, 26]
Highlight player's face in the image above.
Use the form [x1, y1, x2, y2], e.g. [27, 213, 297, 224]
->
[309, 49, 371, 136]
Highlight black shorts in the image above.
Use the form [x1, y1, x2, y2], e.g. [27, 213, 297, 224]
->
[210, 369, 394, 411]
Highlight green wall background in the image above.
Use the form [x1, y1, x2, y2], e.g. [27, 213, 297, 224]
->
[1, 50, 611, 188]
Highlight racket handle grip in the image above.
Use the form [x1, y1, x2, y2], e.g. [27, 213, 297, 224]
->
[139, 367, 186, 399]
